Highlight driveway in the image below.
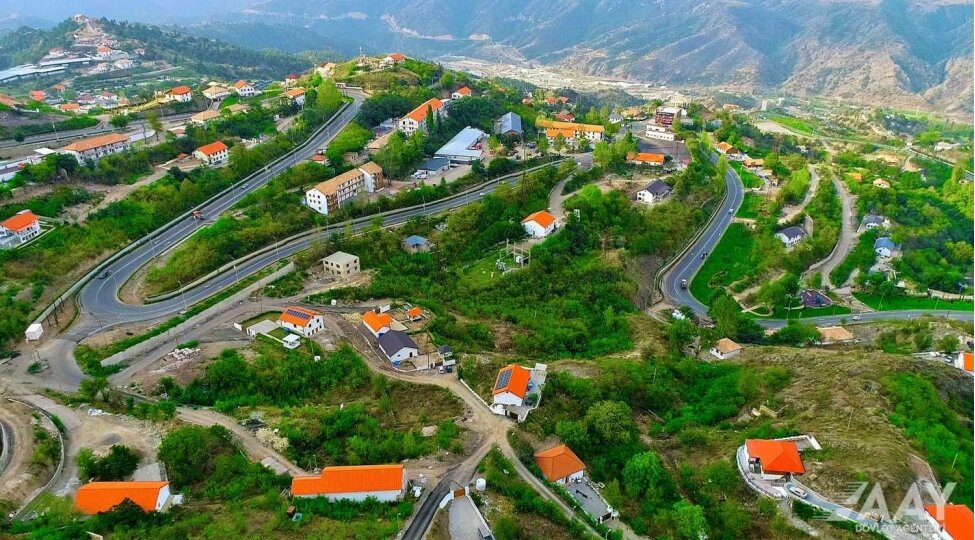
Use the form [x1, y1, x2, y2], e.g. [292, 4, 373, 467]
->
[448, 495, 488, 540]
[778, 165, 820, 225]
[809, 175, 858, 288]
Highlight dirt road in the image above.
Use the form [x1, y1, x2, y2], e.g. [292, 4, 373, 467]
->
[778, 165, 821, 225]
[811, 175, 859, 288]
[0, 400, 43, 507]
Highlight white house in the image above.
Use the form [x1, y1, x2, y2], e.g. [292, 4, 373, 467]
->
[710, 338, 742, 360]
[283, 87, 305, 106]
[75, 481, 171, 514]
[277, 306, 325, 337]
[24, 323, 43, 341]
[291, 464, 407, 502]
[775, 225, 806, 247]
[164, 86, 192, 103]
[377, 330, 419, 365]
[522, 210, 556, 238]
[645, 124, 676, 141]
[398, 98, 446, 135]
[305, 162, 385, 216]
[535, 444, 586, 485]
[193, 141, 229, 166]
[744, 439, 805, 481]
[862, 214, 889, 230]
[189, 110, 221, 126]
[362, 310, 393, 337]
[233, 80, 257, 97]
[451, 86, 472, 99]
[491, 364, 532, 407]
[636, 179, 671, 205]
[202, 85, 231, 101]
[0, 210, 41, 247]
[63, 133, 130, 163]
[874, 237, 895, 258]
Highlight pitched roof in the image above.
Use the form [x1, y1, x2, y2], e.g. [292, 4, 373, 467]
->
[283, 87, 306, 98]
[817, 326, 854, 342]
[454, 86, 472, 96]
[59, 103, 80, 111]
[874, 237, 896, 250]
[75, 481, 168, 514]
[545, 128, 576, 139]
[535, 444, 586, 482]
[1, 211, 39, 232]
[777, 225, 806, 240]
[497, 111, 523, 134]
[63, 133, 129, 153]
[492, 364, 531, 398]
[279, 306, 321, 327]
[640, 179, 671, 196]
[628, 152, 665, 164]
[226, 103, 249, 114]
[863, 214, 885, 225]
[405, 98, 444, 122]
[167, 85, 191, 95]
[196, 141, 228, 156]
[358, 161, 382, 175]
[362, 310, 394, 333]
[535, 118, 604, 133]
[311, 168, 364, 196]
[925, 504, 973, 540]
[714, 338, 742, 354]
[405, 235, 428, 247]
[407, 307, 423, 318]
[190, 110, 221, 123]
[388, 53, 406, 62]
[745, 439, 805, 474]
[233, 80, 251, 89]
[522, 210, 556, 228]
[715, 141, 737, 153]
[378, 330, 418, 357]
[291, 464, 404, 496]
[961, 352, 974, 372]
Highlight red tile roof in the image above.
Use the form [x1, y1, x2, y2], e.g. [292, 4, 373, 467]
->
[234, 80, 250, 89]
[407, 307, 423, 319]
[535, 444, 586, 482]
[745, 439, 805, 475]
[522, 210, 556, 228]
[278, 306, 321, 327]
[283, 87, 305, 98]
[291, 464, 404, 496]
[388, 53, 406, 62]
[75, 481, 168, 514]
[167, 85, 191, 95]
[405, 98, 443, 122]
[196, 141, 228, 156]
[1, 211, 39, 232]
[455, 86, 471, 96]
[63, 133, 129, 153]
[362, 311, 394, 333]
[925, 504, 973, 540]
[492, 364, 531, 399]
[627, 152, 665, 164]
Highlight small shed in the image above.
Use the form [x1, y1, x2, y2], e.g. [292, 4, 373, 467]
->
[25, 323, 43, 341]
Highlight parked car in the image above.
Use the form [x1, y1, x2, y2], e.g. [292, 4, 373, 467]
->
[788, 486, 808, 499]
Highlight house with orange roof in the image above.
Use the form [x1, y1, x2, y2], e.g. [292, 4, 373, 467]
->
[715, 141, 740, 158]
[284, 73, 300, 86]
[164, 85, 192, 103]
[75, 481, 171, 514]
[924, 503, 973, 540]
[362, 310, 394, 337]
[492, 364, 532, 408]
[535, 444, 586, 484]
[278, 306, 325, 337]
[0, 210, 41, 247]
[233, 80, 257, 97]
[406, 307, 424, 322]
[0, 93, 21, 107]
[398, 98, 446, 135]
[193, 141, 229, 166]
[522, 210, 557, 238]
[28, 90, 46, 102]
[554, 110, 575, 123]
[382, 52, 407, 67]
[451, 86, 472, 100]
[955, 351, 974, 374]
[58, 102, 81, 113]
[64, 133, 130, 162]
[291, 464, 407, 502]
[744, 439, 805, 480]
[283, 87, 306, 106]
[315, 62, 338, 78]
[627, 152, 665, 166]
[536, 118, 604, 142]
[710, 338, 742, 360]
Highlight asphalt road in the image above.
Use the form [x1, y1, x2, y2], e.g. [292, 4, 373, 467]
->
[0, 110, 197, 151]
[78, 91, 366, 327]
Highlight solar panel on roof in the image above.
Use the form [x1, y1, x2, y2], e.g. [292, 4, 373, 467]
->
[286, 308, 312, 320]
[495, 368, 512, 390]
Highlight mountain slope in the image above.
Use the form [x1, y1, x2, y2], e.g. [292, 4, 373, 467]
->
[215, 0, 973, 114]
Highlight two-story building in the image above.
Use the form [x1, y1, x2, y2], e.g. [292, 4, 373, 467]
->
[63, 133, 131, 163]
[233, 80, 257, 97]
[193, 141, 229, 166]
[277, 306, 325, 337]
[305, 163, 385, 216]
[536, 119, 604, 143]
[202, 85, 231, 101]
[283, 87, 306, 106]
[164, 85, 192, 103]
[398, 98, 446, 135]
[0, 210, 41, 247]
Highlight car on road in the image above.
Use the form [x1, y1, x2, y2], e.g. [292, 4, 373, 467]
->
[788, 486, 808, 499]
[728, 208, 734, 214]
[680, 278, 688, 289]
[98, 270, 111, 279]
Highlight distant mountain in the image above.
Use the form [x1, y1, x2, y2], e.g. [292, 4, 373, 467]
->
[207, 0, 974, 116]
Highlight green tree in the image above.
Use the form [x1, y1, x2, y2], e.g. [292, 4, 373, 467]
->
[80, 376, 110, 402]
[555, 420, 589, 453]
[668, 319, 698, 356]
[673, 500, 708, 540]
[109, 115, 130, 129]
[622, 451, 668, 502]
[77, 445, 141, 481]
[584, 401, 635, 445]
[553, 133, 566, 154]
[147, 112, 163, 141]
[937, 334, 960, 353]
[537, 134, 549, 155]
[158, 425, 235, 489]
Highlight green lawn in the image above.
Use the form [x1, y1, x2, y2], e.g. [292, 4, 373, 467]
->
[853, 293, 974, 312]
[690, 223, 755, 305]
[730, 161, 763, 188]
[736, 192, 768, 219]
[241, 311, 282, 328]
[765, 113, 818, 135]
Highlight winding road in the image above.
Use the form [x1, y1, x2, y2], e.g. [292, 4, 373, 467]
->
[659, 157, 974, 328]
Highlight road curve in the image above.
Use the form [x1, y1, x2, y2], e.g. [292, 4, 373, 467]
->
[78, 91, 366, 327]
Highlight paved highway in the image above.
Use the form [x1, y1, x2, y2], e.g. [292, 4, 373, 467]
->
[659, 157, 974, 328]
[77, 91, 366, 326]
